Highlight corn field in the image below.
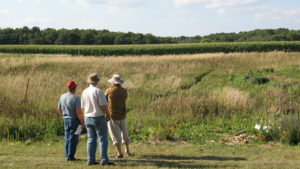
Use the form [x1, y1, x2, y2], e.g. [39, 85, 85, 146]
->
[0, 42, 300, 56]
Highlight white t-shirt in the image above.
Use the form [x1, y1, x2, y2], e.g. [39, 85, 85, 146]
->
[81, 84, 108, 117]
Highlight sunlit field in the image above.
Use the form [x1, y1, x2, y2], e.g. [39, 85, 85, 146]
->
[0, 52, 299, 144]
[1, 140, 300, 169]
[0, 51, 300, 168]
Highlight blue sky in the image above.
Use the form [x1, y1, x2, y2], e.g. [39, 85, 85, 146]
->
[0, 0, 300, 36]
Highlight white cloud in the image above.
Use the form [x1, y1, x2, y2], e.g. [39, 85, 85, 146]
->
[105, 5, 121, 14]
[253, 7, 300, 23]
[170, 9, 190, 16]
[17, 16, 109, 29]
[60, 0, 141, 6]
[0, 21, 5, 25]
[59, 0, 142, 13]
[282, 8, 300, 16]
[204, 0, 265, 14]
[172, 0, 300, 26]
[0, 9, 13, 15]
[174, 0, 206, 8]
[20, 17, 65, 28]
[34, 0, 41, 3]
[173, 0, 263, 13]
[205, 0, 261, 9]
[173, 0, 262, 8]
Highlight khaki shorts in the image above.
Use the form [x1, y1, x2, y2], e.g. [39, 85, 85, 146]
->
[108, 119, 130, 145]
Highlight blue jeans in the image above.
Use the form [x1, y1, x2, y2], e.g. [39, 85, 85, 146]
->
[63, 118, 79, 160]
[85, 116, 109, 163]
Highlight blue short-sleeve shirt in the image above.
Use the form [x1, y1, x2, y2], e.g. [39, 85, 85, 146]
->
[58, 93, 81, 119]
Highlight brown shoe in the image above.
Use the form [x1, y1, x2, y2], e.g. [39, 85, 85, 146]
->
[111, 154, 123, 159]
[125, 152, 132, 156]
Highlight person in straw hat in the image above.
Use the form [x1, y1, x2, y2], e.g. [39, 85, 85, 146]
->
[81, 73, 114, 166]
[105, 74, 131, 158]
[58, 81, 85, 161]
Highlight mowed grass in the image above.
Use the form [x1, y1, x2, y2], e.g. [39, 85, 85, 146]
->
[1, 139, 300, 169]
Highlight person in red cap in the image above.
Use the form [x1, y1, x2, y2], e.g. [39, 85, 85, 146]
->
[58, 81, 85, 161]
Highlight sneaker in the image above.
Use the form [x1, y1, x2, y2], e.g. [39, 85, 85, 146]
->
[87, 162, 99, 166]
[100, 162, 115, 166]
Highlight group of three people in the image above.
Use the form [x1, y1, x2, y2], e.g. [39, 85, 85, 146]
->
[58, 73, 130, 166]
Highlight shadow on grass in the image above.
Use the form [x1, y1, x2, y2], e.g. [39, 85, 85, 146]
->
[69, 158, 86, 162]
[113, 155, 245, 168]
[115, 159, 238, 168]
[142, 155, 247, 161]
[198, 156, 247, 161]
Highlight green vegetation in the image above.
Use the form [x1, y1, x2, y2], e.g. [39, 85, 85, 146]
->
[1, 27, 300, 45]
[1, 140, 300, 169]
[0, 52, 299, 145]
[1, 41, 300, 56]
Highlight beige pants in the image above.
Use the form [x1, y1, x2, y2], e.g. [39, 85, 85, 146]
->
[108, 119, 130, 145]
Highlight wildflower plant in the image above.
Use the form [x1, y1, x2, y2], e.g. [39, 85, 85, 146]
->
[254, 123, 271, 142]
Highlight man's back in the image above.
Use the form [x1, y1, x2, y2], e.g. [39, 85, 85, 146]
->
[81, 84, 107, 117]
[105, 85, 127, 120]
[58, 93, 80, 119]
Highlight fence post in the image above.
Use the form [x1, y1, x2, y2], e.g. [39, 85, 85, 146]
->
[24, 78, 30, 102]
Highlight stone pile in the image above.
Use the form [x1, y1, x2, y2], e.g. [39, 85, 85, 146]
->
[226, 130, 256, 145]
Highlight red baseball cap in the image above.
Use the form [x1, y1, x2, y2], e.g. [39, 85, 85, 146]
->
[67, 81, 77, 89]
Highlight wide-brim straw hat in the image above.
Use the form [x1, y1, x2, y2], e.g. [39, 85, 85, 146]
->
[108, 74, 124, 85]
[87, 73, 100, 84]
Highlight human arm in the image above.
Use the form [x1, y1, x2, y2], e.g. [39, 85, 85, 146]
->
[57, 97, 62, 116]
[100, 105, 111, 120]
[76, 96, 85, 129]
[76, 108, 86, 129]
[57, 106, 62, 116]
[99, 90, 111, 120]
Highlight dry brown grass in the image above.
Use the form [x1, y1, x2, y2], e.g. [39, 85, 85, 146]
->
[217, 87, 249, 110]
[0, 51, 299, 119]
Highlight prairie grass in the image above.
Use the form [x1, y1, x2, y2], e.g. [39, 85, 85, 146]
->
[216, 87, 249, 111]
[0, 52, 299, 143]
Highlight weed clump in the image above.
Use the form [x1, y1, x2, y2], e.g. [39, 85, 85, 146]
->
[244, 70, 269, 85]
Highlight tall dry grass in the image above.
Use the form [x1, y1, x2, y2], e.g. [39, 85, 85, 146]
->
[0, 52, 299, 141]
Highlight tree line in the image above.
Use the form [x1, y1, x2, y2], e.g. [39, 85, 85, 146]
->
[0, 26, 299, 45]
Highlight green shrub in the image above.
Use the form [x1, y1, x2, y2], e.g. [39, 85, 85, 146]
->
[266, 116, 300, 145]
[0, 116, 64, 141]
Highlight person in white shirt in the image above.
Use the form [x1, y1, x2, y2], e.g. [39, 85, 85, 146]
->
[81, 73, 114, 166]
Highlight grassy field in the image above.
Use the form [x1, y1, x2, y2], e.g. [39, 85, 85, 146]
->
[0, 52, 299, 143]
[0, 51, 300, 168]
[1, 139, 300, 169]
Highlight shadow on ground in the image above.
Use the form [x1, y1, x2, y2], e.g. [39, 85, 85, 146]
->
[142, 155, 247, 161]
[113, 155, 246, 168]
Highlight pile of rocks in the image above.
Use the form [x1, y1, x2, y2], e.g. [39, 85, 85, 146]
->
[226, 130, 256, 145]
